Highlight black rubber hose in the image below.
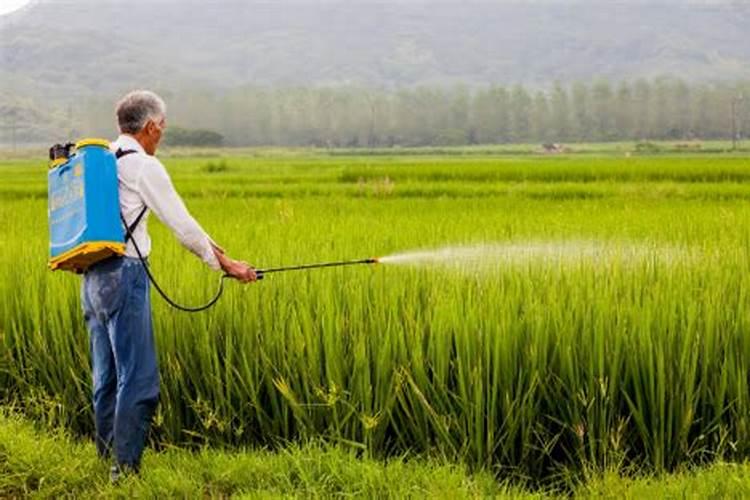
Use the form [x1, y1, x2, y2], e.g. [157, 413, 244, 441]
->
[122, 214, 228, 312]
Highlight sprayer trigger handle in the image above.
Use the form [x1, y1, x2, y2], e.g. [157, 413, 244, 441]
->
[255, 270, 264, 281]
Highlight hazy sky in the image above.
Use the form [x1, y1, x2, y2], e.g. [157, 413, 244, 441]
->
[0, 0, 32, 16]
[17, 0, 750, 5]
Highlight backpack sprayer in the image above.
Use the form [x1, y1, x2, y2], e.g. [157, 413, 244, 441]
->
[47, 139, 379, 312]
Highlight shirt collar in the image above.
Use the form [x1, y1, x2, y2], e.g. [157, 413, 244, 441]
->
[112, 134, 147, 155]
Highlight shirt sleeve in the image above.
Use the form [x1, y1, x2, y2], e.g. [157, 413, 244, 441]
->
[136, 158, 221, 270]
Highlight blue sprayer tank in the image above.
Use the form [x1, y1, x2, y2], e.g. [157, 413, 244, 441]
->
[48, 138, 126, 273]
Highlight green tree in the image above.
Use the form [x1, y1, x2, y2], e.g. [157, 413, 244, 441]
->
[530, 90, 551, 142]
[549, 82, 571, 142]
[632, 79, 652, 140]
[509, 85, 532, 143]
[614, 81, 635, 140]
[591, 79, 615, 141]
[570, 82, 590, 142]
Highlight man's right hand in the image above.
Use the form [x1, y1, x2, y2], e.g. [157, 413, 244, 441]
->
[213, 247, 257, 283]
[223, 259, 257, 283]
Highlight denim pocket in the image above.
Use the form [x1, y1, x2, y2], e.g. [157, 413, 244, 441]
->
[84, 261, 126, 320]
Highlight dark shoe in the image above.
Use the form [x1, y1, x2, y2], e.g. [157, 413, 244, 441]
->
[110, 463, 139, 484]
[109, 465, 122, 484]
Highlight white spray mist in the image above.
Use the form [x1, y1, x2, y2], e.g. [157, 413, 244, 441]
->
[377, 241, 686, 270]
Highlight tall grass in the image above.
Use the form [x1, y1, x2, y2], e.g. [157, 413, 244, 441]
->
[1, 154, 749, 484]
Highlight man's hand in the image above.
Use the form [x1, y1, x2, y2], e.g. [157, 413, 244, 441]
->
[212, 246, 257, 283]
[223, 259, 257, 283]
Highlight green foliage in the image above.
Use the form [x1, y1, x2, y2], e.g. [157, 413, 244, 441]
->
[201, 159, 230, 174]
[164, 126, 224, 147]
[1, 152, 750, 487]
[0, 412, 507, 498]
[2, 411, 749, 497]
[635, 142, 662, 154]
[580, 464, 750, 499]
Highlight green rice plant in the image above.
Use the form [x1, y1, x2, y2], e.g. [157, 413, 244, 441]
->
[1, 152, 749, 486]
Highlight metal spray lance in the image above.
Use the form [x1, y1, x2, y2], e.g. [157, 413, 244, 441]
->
[254, 257, 379, 279]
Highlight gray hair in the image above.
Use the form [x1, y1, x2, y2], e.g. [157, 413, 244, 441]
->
[115, 90, 166, 134]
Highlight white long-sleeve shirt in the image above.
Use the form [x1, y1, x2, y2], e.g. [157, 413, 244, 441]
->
[111, 134, 221, 270]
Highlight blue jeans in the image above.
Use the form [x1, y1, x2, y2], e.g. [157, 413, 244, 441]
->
[81, 256, 159, 470]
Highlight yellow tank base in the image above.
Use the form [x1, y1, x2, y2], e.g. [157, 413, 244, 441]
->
[49, 242, 126, 274]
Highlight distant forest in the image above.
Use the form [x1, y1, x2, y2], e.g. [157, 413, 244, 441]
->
[3, 78, 750, 148]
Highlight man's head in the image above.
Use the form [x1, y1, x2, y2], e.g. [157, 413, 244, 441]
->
[115, 90, 167, 155]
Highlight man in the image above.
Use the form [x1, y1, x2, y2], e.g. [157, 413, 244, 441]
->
[80, 90, 256, 481]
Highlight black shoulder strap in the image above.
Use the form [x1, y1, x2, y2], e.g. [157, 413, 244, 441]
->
[115, 147, 147, 243]
[122, 208, 148, 243]
[115, 148, 137, 159]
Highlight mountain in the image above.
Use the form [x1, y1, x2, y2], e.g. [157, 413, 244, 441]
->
[1, 0, 750, 100]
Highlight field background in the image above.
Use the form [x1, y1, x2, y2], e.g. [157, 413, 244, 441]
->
[1, 144, 749, 490]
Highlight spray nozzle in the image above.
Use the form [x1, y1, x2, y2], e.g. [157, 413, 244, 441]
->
[48, 143, 75, 169]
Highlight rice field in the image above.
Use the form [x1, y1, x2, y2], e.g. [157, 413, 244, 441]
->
[1, 151, 749, 484]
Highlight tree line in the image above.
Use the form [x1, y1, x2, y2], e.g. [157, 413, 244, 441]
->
[162, 78, 750, 147]
[4, 78, 750, 147]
